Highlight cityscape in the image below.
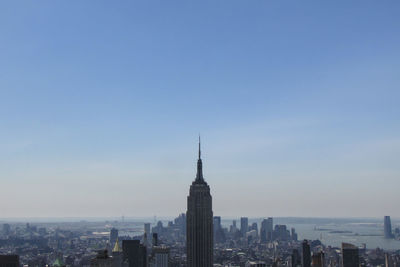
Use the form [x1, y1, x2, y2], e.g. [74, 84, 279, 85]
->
[1, 144, 400, 266]
[1, 1, 400, 267]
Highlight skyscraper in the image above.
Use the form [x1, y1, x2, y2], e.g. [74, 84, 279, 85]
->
[341, 243, 359, 267]
[240, 217, 249, 236]
[213, 216, 221, 244]
[110, 228, 118, 247]
[186, 139, 213, 267]
[122, 240, 147, 267]
[260, 217, 273, 242]
[291, 249, 301, 267]
[144, 223, 151, 247]
[302, 240, 311, 267]
[311, 252, 324, 267]
[384, 216, 393, 239]
[151, 246, 170, 267]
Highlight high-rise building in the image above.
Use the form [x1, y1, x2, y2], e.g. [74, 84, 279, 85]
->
[0, 255, 19, 267]
[122, 240, 147, 267]
[312, 252, 324, 267]
[291, 249, 301, 267]
[186, 139, 213, 267]
[273, 225, 290, 241]
[240, 217, 249, 236]
[213, 216, 221, 244]
[214, 216, 221, 233]
[150, 246, 169, 267]
[260, 218, 273, 242]
[341, 243, 359, 267]
[144, 223, 151, 247]
[152, 233, 158, 247]
[384, 216, 393, 239]
[302, 240, 311, 267]
[250, 222, 258, 235]
[110, 228, 118, 246]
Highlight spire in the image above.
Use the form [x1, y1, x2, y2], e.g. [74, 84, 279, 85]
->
[112, 237, 122, 253]
[195, 136, 204, 182]
[198, 135, 201, 159]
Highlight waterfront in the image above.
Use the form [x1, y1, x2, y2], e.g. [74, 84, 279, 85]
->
[222, 217, 400, 250]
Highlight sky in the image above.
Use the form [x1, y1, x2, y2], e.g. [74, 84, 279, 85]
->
[0, 1, 399, 218]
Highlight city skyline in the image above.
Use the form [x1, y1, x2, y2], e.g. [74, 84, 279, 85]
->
[1, 1, 400, 218]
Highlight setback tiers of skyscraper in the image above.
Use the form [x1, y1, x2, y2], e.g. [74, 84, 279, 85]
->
[186, 139, 213, 267]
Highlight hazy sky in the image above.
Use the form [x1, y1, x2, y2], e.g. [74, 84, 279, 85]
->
[0, 1, 399, 218]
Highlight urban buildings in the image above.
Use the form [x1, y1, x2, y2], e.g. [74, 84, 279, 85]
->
[186, 140, 213, 267]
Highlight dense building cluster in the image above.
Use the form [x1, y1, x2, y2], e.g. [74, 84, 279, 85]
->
[1, 215, 400, 267]
[1, 146, 400, 266]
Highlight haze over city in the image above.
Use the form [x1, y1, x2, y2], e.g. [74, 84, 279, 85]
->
[1, 1, 399, 219]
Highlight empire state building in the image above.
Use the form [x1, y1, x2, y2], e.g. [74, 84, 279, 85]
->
[186, 139, 213, 267]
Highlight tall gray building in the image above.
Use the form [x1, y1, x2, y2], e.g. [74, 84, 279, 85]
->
[186, 140, 213, 267]
[384, 216, 393, 239]
[260, 217, 273, 242]
[240, 217, 249, 236]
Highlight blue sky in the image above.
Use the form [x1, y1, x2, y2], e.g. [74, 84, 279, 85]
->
[0, 1, 399, 218]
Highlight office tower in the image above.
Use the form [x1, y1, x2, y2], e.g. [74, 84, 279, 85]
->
[311, 252, 324, 267]
[260, 219, 268, 242]
[0, 255, 19, 267]
[251, 222, 258, 235]
[291, 228, 298, 241]
[341, 243, 359, 267]
[213, 216, 221, 244]
[260, 217, 273, 242]
[122, 240, 147, 267]
[152, 233, 158, 247]
[302, 240, 311, 267]
[240, 217, 249, 236]
[151, 246, 170, 267]
[214, 216, 221, 231]
[153, 221, 164, 235]
[174, 213, 186, 235]
[384, 216, 393, 239]
[110, 228, 118, 246]
[144, 223, 151, 247]
[291, 249, 301, 267]
[186, 139, 213, 267]
[273, 225, 290, 241]
[385, 253, 393, 267]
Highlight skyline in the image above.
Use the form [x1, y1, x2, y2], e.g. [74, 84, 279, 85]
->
[0, 1, 400, 218]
